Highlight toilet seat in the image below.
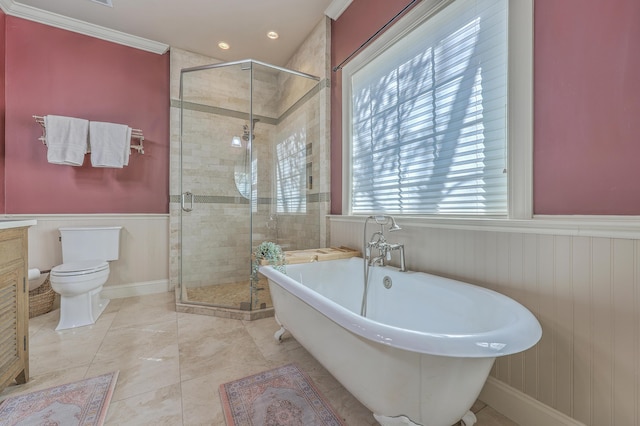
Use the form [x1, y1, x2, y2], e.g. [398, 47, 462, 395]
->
[51, 260, 109, 277]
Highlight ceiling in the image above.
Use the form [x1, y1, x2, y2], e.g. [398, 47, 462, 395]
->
[1, 0, 348, 65]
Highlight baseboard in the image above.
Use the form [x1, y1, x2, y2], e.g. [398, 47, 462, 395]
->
[479, 377, 586, 426]
[101, 279, 169, 299]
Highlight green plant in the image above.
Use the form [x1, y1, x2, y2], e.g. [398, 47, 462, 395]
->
[251, 241, 286, 285]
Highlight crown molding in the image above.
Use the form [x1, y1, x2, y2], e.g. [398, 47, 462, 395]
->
[325, 0, 353, 20]
[0, 0, 168, 54]
[0, 0, 13, 12]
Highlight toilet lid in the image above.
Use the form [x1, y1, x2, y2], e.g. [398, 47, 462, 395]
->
[51, 260, 109, 276]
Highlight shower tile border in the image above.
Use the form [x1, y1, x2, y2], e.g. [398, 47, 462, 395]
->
[171, 78, 329, 126]
[172, 100, 278, 125]
[169, 193, 330, 205]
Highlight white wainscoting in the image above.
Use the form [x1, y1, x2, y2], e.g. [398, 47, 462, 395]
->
[9, 214, 170, 298]
[329, 216, 640, 426]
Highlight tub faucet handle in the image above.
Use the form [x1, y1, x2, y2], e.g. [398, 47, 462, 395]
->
[398, 244, 406, 272]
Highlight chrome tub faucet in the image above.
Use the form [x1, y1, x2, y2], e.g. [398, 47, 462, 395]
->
[364, 216, 406, 272]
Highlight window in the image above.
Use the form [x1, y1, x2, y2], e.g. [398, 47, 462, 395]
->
[343, 0, 524, 217]
[234, 152, 257, 212]
[276, 131, 307, 213]
[251, 157, 257, 213]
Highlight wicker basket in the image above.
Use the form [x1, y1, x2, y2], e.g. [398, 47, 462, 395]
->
[29, 274, 55, 318]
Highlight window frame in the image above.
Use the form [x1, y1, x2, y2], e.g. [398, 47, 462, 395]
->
[341, 0, 533, 220]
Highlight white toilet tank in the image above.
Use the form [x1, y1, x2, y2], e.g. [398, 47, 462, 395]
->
[59, 226, 122, 263]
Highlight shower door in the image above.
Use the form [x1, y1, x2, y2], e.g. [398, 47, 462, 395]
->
[176, 59, 324, 311]
[179, 61, 255, 310]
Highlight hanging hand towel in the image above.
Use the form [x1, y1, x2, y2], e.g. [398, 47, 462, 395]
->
[89, 121, 132, 168]
[44, 115, 89, 166]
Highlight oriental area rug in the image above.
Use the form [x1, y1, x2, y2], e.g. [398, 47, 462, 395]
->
[219, 363, 346, 426]
[0, 371, 118, 426]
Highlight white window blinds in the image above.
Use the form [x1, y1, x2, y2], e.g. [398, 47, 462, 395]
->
[349, 0, 508, 215]
[251, 157, 257, 213]
[276, 134, 307, 214]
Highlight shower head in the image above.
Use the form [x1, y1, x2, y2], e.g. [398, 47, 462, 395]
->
[388, 217, 402, 232]
[371, 215, 402, 232]
[242, 118, 260, 141]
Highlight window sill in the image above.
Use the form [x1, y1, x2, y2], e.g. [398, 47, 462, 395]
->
[328, 214, 640, 240]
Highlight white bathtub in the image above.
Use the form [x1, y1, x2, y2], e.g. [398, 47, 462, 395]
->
[260, 257, 542, 426]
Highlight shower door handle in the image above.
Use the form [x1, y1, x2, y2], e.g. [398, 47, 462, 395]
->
[181, 191, 194, 212]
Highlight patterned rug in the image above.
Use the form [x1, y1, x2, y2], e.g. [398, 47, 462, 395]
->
[219, 363, 345, 426]
[0, 371, 118, 426]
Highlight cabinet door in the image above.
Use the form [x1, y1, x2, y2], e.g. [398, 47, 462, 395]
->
[0, 228, 28, 391]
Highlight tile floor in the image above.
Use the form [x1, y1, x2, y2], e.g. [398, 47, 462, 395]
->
[0, 292, 518, 425]
[185, 278, 273, 310]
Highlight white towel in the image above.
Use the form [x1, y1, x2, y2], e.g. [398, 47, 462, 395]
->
[89, 121, 132, 168]
[44, 115, 89, 166]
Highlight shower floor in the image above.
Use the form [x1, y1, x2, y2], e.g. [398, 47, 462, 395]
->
[185, 277, 273, 310]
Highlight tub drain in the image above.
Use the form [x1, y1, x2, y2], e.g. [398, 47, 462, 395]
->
[383, 276, 392, 289]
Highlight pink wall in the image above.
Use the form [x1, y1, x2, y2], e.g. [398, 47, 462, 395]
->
[4, 16, 169, 214]
[534, 0, 640, 214]
[332, 0, 640, 215]
[0, 10, 6, 214]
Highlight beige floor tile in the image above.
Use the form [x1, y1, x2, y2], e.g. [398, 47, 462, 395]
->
[28, 324, 111, 375]
[86, 349, 181, 402]
[470, 399, 488, 413]
[181, 374, 226, 426]
[242, 316, 302, 358]
[110, 294, 177, 330]
[102, 297, 125, 314]
[14, 291, 518, 426]
[105, 383, 183, 425]
[0, 365, 89, 401]
[92, 320, 178, 364]
[474, 405, 519, 425]
[28, 309, 59, 337]
[177, 311, 246, 341]
[178, 326, 270, 383]
[323, 384, 379, 426]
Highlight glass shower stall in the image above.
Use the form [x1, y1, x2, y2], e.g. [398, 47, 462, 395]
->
[177, 59, 323, 313]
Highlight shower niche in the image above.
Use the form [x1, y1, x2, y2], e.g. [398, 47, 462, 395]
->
[175, 59, 325, 319]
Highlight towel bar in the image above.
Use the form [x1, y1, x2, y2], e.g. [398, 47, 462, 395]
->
[33, 115, 145, 154]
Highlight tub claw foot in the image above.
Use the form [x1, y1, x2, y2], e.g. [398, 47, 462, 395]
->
[373, 413, 419, 426]
[461, 410, 477, 426]
[274, 326, 286, 342]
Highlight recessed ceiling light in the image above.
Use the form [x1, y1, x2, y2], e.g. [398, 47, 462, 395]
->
[218, 42, 230, 50]
[267, 31, 279, 40]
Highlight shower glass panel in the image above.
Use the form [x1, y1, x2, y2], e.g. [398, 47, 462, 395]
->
[179, 60, 321, 311]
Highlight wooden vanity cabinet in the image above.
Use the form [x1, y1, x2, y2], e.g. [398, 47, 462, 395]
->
[0, 227, 29, 393]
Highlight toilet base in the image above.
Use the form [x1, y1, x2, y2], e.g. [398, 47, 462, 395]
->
[56, 288, 110, 331]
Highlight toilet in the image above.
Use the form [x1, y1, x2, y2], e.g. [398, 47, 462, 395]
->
[50, 226, 122, 331]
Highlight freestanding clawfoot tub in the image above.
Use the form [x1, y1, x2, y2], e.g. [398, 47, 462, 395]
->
[260, 257, 542, 426]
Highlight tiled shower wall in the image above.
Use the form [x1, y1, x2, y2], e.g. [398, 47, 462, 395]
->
[275, 17, 332, 252]
[173, 63, 280, 288]
[169, 18, 331, 291]
[329, 217, 640, 426]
